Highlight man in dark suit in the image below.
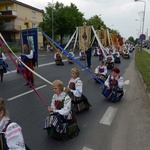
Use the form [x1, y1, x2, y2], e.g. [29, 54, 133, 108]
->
[85, 45, 92, 68]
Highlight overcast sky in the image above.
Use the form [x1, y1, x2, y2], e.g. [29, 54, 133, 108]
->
[21, 0, 150, 39]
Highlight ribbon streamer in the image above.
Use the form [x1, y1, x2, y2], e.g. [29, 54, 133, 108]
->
[39, 28, 104, 85]
[0, 34, 49, 107]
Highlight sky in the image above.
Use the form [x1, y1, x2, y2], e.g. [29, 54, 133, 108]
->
[20, 0, 150, 40]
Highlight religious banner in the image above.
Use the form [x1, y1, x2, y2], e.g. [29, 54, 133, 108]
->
[78, 26, 91, 50]
[96, 29, 107, 47]
[118, 36, 123, 46]
[109, 33, 123, 53]
[21, 28, 38, 67]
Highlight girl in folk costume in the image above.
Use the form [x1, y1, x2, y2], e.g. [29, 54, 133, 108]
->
[0, 97, 27, 149]
[105, 51, 114, 69]
[54, 51, 64, 66]
[114, 49, 121, 63]
[94, 60, 108, 83]
[105, 46, 110, 55]
[65, 68, 91, 113]
[123, 45, 130, 59]
[20, 44, 34, 86]
[0, 51, 6, 82]
[44, 80, 79, 140]
[79, 49, 86, 60]
[102, 68, 124, 102]
[97, 48, 104, 61]
[93, 47, 99, 56]
[67, 49, 75, 64]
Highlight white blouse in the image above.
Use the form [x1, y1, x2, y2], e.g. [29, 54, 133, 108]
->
[26, 50, 33, 59]
[51, 92, 71, 116]
[0, 116, 26, 150]
[104, 75, 124, 88]
[95, 65, 107, 76]
[106, 55, 114, 63]
[54, 52, 62, 59]
[0, 52, 6, 60]
[67, 77, 83, 97]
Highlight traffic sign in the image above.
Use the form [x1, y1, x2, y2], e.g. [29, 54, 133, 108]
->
[139, 34, 146, 41]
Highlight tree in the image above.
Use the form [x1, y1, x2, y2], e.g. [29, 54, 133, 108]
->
[109, 29, 119, 35]
[86, 15, 106, 30]
[127, 36, 135, 43]
[39, 2, 84, 44]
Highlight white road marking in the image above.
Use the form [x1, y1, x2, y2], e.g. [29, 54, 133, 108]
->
[7, 85, 47, 101]
[100, 106, 118, 126]
[124, 80, 130, 85]
[82, 147, 94, 150]
[6, 57, 80, 74]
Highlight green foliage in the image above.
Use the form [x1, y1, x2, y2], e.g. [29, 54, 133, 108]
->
[86, 15, 106, 30]
[135, 50, 150, 92]
[127, 36, 135, 43]
[39, 1, 84, 44]
[10, 45, 21, 53]
[109, 29, 119, 35]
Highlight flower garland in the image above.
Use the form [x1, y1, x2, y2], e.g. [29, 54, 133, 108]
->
[24, 20, 29, 28]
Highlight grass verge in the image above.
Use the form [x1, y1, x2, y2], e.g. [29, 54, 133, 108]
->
[135, 49, 150, 92]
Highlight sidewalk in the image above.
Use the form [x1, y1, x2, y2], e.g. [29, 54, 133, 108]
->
[111, 50, 150, 150]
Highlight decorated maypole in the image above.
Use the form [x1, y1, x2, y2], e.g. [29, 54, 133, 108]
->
[83, 22, 87, 66]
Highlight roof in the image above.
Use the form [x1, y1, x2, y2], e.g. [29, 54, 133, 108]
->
[0, 0, 44, 14]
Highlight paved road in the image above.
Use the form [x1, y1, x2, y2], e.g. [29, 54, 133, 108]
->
[1, 50, 150, 150]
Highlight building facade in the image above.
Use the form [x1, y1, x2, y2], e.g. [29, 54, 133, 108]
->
[0, 0, 44, 45]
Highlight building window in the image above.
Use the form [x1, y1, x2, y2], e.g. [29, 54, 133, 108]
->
[6, 6, 11, 10]
[32, 23, 36, 28]
[32, 11, 36, 18]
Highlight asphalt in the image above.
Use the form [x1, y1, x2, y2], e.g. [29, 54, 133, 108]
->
[1, 50, 150, 150]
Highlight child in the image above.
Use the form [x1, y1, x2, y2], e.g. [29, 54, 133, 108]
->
[94, 60, 108, 83]
[105, 51, 114, 69]
[68, 49, 75, 64]
[114, 50, 121, 63]
[54, 51, 64, 65]
[79, 49, 85, 60]
[93, 47, 99, 56]
[65, 68, 91, 113]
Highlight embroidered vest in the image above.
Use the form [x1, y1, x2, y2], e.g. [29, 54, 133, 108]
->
[99, 67, 104, 73]
[54, 93, 67, 110]
[107, 56, 112, 63]
[54, 100, 64, 110]
[23, 50, 32, 63]
[56, 54, 61, 61]
[109, 75, 119, 90]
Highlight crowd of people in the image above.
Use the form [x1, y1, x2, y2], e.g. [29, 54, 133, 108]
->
[0, 42, 134, 147]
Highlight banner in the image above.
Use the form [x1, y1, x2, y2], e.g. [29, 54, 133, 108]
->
[21, 28, 38, 66]
[78, 26, 91, 50]
[96, 29, 107, 47]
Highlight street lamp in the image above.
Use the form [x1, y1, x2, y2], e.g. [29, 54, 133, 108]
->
[52, 0, 54, 40]
[135, 19, 142, 35]
[134, 0, 146, 35]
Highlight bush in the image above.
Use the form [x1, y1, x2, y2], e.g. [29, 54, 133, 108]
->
[10, 45, 21, 53]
